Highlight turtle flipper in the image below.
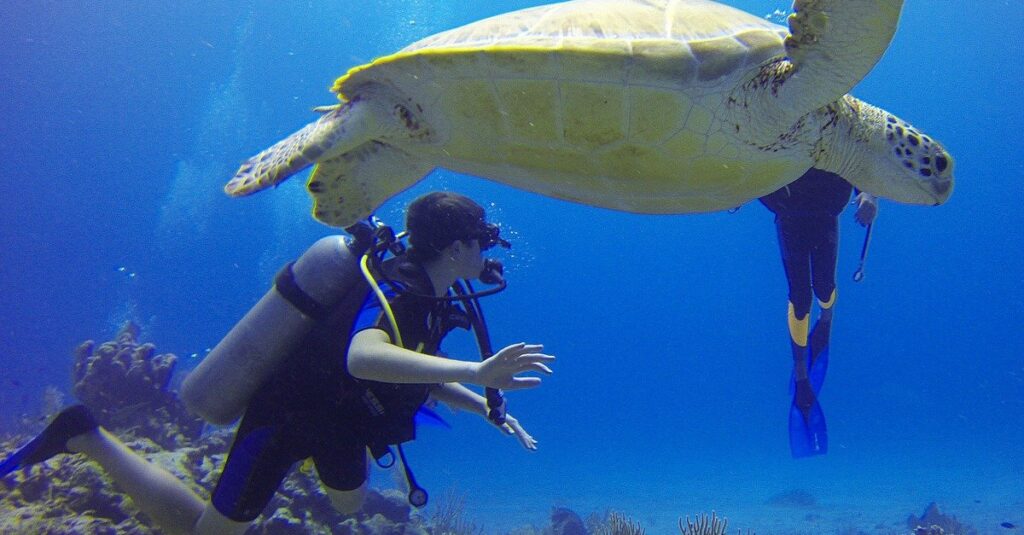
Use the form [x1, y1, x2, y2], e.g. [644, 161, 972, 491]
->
[783, 0, 903, 112]
[225, 100, 381, 197]
[308, 142, 432, 228]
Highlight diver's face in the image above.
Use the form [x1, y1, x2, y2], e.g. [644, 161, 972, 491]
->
[451, 238, 484, 279]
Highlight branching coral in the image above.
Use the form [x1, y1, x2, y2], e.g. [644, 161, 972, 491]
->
[679, 512, 754, 535]
[584, 510, 647, 535]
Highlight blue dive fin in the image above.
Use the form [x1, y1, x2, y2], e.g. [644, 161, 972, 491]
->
[788, 344, 830, 396]
[415, 406, 451, 429]
[807, 345, 829, 394]
[789, 397, 828, 458]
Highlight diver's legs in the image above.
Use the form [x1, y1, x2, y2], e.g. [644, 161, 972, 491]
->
[787, 303, 811, 382]
[809, 290, 836, 360]
[315, 441, 369, 515]
[775, 216, 814, 383]
[324, 482, 368, 514]
[808, 214, 840, 364]
[67, 428, 213, 535]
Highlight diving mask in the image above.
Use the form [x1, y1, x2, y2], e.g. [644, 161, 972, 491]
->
[472, 222, 511, 251]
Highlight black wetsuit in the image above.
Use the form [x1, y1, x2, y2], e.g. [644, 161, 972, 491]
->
[211, 257, 464, 522]
[759, 168, 854, 319]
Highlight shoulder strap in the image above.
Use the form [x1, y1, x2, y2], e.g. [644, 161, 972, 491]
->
[274, 262, 330, 322]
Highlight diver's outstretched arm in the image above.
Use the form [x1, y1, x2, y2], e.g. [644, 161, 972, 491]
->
[348, 330, 553, 389]
[430, 383, 539, 451]
[429, 382, 488, 415]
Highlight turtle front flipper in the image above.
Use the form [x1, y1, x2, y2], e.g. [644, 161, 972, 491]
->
[225, 98, 384, 197]
[740, 0, 904, 125]
[787, 0, 903, 98]
[308, 142, 432, 228]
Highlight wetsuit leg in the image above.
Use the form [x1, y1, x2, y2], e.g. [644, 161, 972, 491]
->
[774, 216, 814, 378]
[313, 439, 367, 492]
[807, 214, 840, 357]
[313, 422, 369, 513]
[211, 412, 301, 522]
[807, 176, 852, 364]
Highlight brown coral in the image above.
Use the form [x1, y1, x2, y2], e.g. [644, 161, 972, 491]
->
[71, 321, 202, 449]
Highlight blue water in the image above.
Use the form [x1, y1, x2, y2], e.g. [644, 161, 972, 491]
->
[1, 1, 1021, 532]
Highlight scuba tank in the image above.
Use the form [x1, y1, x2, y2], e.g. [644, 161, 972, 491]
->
[182, 227, 374, 425]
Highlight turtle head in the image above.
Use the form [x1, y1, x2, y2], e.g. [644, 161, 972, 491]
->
[839, 103, 954, 206]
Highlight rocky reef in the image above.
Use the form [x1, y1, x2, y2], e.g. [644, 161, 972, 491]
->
[72, 321, 203, 450]
[2, 324, 437, 534]
[906, 502, 978, 535]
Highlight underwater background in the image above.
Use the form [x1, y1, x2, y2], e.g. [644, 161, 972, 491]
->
[0, 1, 1021, 533]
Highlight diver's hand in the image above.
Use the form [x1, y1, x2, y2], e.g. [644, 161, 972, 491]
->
[475, 343, 554, 390]
[854, 192, 878, 227]
[491, 413, 538, 451]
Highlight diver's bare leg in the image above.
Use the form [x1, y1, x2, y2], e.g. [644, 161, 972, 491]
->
[67, 428, 247, 535]
[193, 502, 250, 535]
[324, 481, 368, 515]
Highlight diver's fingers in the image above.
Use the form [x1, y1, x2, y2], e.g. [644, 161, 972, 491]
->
[515, 362, 553, 375]
[508, 419, 537, 450]
[513, 353, 555, 369]
[497, 343, 544, 359]
[503, 376, 542, 390]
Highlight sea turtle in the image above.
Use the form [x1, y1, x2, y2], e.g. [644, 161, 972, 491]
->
[225, 0, 954, 228]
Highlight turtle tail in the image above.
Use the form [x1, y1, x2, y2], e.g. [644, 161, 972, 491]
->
[225, 103, 359, 197]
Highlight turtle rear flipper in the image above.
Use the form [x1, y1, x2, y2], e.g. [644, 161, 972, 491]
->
[308, 142, 432, 228]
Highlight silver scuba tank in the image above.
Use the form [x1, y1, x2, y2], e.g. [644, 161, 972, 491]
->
[181, 235, 365, 424]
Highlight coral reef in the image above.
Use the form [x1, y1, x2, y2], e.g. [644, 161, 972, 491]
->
[0, 435, 166, 534]
[72, 321, 203, 449]
[906, 502, 978, 535]
[586, 510, 645, 535]
[679, 512, 753, 535]
[549, 507, 587, 535]
[428, 489, 484, 535]
[0, 429, 433, 534]
[1, 323, 444, 534]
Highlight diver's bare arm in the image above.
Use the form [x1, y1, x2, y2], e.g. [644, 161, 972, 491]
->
[348, 329, 554, 388]
[429, 384, 539, 450]
[348, 329, 475, 384]
[429, 383, 487, 416]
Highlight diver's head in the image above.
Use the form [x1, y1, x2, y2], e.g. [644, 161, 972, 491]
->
[406, 191, 509, 271]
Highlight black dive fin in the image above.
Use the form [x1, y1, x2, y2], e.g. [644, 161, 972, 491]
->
[0, 405, 95, 477]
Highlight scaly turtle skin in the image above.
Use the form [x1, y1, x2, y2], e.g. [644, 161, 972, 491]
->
[226, 0, 954, 228]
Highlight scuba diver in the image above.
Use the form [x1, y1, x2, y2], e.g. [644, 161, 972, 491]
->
[0, 191, 554, 534]
[759, 168, 877, 458]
